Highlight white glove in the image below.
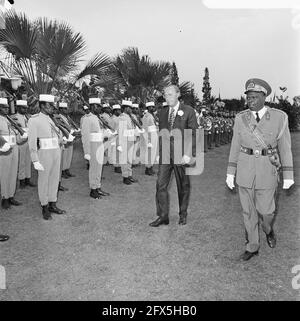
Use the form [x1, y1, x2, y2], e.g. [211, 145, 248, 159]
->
[21, 132, 28, 139]
[67, 134, 75, 142]
[226, 174, 235, 189]
[117, 146, 123, 152]
[33, 161, 44, 171]
[70, 129, 75, 135]
[63, 136, 68, 143]
[283, 179, 294, 189]
[147, 143, 153, 148]
[0, 142, 11, 152]
[139, 128, 145, 134]
[181, 154, 191, 165]
[84, 154, 91, 161]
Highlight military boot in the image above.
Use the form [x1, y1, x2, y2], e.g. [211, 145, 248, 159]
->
[90, 189, 101, 199]
[19, 179, 26, 189]
[42, 204, 52, 220]
[123, 177, 132, 185]
[1, 198, 11, 209]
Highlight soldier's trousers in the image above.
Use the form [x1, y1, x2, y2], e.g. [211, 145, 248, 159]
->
[238, 185, 276, 253]
[62, 144, 73, 170]
[37, 148, 61, 206]
[207, 133, 213, 149]
[0, 145, 18, 198]
[18, 142, 31, 180]
[120, 140, 134, 178]
[89, 142, 104, 189]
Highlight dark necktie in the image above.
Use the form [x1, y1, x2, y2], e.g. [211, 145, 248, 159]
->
[255, 112, 260, 123]
[168, 108, 176, 130]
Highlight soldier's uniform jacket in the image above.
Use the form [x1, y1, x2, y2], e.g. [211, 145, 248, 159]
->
[142, 112, 157, 133]
[227, 107, 294, 189]
[28, 112, 62, 162]
[12, 113, 30, 130]
[118, 112, 136, 142]
[111, 114, 120, 131]
[81, 112, 104, 156]
[0, 115, 20, 146]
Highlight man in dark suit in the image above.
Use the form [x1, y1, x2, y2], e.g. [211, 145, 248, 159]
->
[149, 85, 198, 227]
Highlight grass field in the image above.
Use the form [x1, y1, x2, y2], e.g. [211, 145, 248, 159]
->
[0, 133, 299, 301]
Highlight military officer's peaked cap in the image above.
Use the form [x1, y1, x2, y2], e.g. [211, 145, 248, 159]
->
[16, 100, 28, 107]
[245, 78, 272, 96]
[89, 97, 101, 105]
[0, 98, 9, 106]
[39, 94, 55, 103]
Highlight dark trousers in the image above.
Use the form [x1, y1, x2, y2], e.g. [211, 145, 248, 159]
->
[155, 161, 191, 219]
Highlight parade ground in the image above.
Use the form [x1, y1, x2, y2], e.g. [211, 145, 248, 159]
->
[0, 133, 299, 301]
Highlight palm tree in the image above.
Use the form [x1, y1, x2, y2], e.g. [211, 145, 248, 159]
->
[101, 47, 172, 103]
[0, 10, 111, 104]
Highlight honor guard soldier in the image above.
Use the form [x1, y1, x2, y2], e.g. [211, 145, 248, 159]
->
[118, 100, 139, 185]
[28, 94, 66, 220]
[81, 98, 110, 199]
[226, 78, 294, 261]
[0, 97, 24, 209]
[13, 99, 36, 188]
[58, 102, 76, 179]
[101, 103, 113, 165]
[131, 103, 142, 166]
[111, 104, 122, 173]
[142, 101, 158, 176]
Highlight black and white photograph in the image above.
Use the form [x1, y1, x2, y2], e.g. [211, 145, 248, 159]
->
[0, 0, 299, 304]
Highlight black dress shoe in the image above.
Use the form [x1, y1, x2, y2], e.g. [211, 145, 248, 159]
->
[65, 169, 75, 177]
[178, 216, 187, 225]
[1, 198, 11, 209]
[149, 217, 169, 227]
[19, 179, 26, 189]
[90, 189, 101, 199]
[97, 188, 110, 196]
[240, 250, 259, 261]
[42, 205, 52, 220]
[266, 230, 276, 248]
[9, 197, 22, 206]
[0, 234, 9, 242]
[48, 202, 66, 214]
[123, 177, 132, 185]
[25, 178, 36, 187]
[128, 176, 138, 183]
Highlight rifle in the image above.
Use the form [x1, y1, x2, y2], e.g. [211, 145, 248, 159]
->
[6, 115, 26, 136]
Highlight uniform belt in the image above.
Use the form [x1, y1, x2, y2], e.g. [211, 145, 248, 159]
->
[2, 135, 16, 146]
[240, 146, 278, 157]
[90, 132, 103, 142]
[39, 137, 59, 149]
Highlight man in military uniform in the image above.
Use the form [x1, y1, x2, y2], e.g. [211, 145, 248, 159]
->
[118, 100, 139, 185]
[142, 101, 158, 176]
[13, 99, 36, 188]
[111, 104, 122, 173]
[81, 98, 110, 198]
[58, 102, 76, 179]
[28, 94, 66, 220]
[226, 78, 294, 261]
[0, 98, 23, 209]
[101, 103, 113, 165]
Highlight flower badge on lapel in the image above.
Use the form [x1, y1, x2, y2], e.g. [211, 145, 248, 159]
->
[177, 110, 184, 117]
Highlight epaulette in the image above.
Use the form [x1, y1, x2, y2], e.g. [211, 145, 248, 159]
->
[236, 109, 249, 116]
[269, 107, 287, 116]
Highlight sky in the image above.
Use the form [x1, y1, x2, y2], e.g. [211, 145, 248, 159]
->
[7, 0, 300, 100]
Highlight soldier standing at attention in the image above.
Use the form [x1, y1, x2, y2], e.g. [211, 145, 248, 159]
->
[81, 98, 109, 199]
[111, 104, 122, 174]
[13, 99, 36, 188]
[226, 78, 294, 261]
[28, 94, 66, 220]
[0, 97, 24, 209]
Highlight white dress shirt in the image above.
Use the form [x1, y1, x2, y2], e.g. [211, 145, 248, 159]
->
[251, 106, 267, 121]
[168, 101, 180, 118]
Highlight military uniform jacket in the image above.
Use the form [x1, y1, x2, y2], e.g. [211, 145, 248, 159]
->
[12, 113, 30, 130]
[111, 115, 120, 131]
[81, 112, 104, 156]
[0, 115, 19, 146]
[142, 112, 157, 132]
[28, 112, 62, 162]
[227, 107, 294, 189]
[118, 112, 136, 142]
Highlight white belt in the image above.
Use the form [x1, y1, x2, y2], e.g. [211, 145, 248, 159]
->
[90, 132, 103, 142]
[2, 135, 16, 146]
[124, 129, 135, 137]
[39, 137, 59, 149]
[148, 125, 158, 132]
